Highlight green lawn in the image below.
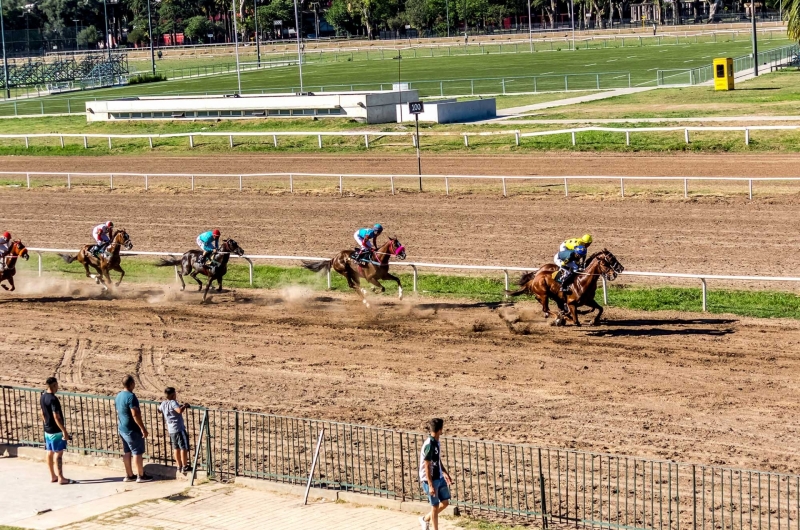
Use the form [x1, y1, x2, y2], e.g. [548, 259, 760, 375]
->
[0, 34, 791, 117]
[21, 254, 800, 320]
[531, 68, 800, 119]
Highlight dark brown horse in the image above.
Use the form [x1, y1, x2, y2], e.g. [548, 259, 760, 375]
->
[507, 249, 624, 326]
[155, 238, 246, 301]
[60, 229, 133, 290]
[302, 237, 406, 308]
[0, 240, 30, 291]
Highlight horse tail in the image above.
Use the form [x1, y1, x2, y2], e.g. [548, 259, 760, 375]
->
[59, 253, 77, 264]
[155, 257, 183, 267]
[517, 271, 536, 286]
[302, 259, 332, 274]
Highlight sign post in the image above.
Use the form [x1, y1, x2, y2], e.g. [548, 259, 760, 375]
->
[408, 101, 424, 191]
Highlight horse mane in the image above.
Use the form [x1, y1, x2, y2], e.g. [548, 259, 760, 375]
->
[585, 249, 609, 266]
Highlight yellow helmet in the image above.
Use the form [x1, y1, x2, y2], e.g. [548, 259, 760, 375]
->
[581, 234, 593, 244]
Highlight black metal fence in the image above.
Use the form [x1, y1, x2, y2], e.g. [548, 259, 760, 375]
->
[2, 384, 797, 528]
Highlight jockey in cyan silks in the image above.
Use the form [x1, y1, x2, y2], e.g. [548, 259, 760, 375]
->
[197, 229, 221, 267]
[353, 224, 383, 264]
[0, 231, 12, 271]
[90, 221, 114, 257]
[554, 234, 593, 293]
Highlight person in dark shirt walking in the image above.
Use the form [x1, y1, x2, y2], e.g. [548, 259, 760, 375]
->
[418, 418, 452, 530]
[115, 375, 153, 483]
[40, 377, 76, 485]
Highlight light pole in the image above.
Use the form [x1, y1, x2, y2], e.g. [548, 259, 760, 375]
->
[570, 0, 576, 51]
[751, 0, 758, 76]
[0, 0, 9, 99]
[397, 51, 402, 123]
[146, 0, 155, 75]
[73, 18, 80, 51]
[463, 0, 467, 37]
[527, 0, 532, 52]
[103, 0, 111, 61]
[253, 0, 261, 66]
[232, 1, 242, 93]
[293, 0, 303, 91]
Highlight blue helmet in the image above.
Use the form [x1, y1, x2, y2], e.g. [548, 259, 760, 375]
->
[574, 245, 587, 257]
[373, 224, 383, 232]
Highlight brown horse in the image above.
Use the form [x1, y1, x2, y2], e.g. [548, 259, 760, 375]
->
[154, 238, 246, 301]
[507, 249, 624, 326]
[0, 240, 30, 292]
[59, 229, 133, 290]
[302, 237, 407, 308]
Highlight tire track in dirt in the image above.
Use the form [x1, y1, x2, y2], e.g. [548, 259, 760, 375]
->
[55, 338, 87, 385]
[135, 344, 163, 393]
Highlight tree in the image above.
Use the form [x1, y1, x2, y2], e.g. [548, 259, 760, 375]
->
[77, 25, 100, 48]
[325, 0, 356, 35]
[785, 0, 800, 40]
[257, 0, 294, 28]
[184, 15, 213, 42]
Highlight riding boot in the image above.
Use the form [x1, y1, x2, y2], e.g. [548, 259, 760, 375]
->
[560, 271, 574, 293]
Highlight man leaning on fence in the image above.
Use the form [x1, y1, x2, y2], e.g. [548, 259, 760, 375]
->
[40, 377, 76, 485]
[418, 418, 453, 530]
[115, 375, 153, 483]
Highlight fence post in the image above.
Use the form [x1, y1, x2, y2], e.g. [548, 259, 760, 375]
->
[37, 252, 42, 277]
[110, 174, 113, 190]
[339, 175, 343, 196]
[26, 173, 30, 189]
[145, 175, 149, 190]
[239, 175, 243, 191]
[601, 275, 608, 305]
[190, 410, 208, 486]
[464, 135, 469, 147]
[440, 81, 444, 96]
[25, 137, 29, 149]
[189, 135, 194, 148]
[234, 411, 240, 476]
[748, 179, 753, 200]
[326, 267, 331, 289]
[303, 428, 325, 505]
[289, 174, 293, 193]
[685, 129, 690, 144]
[273, 135, 278, 147]
[60, 136, 64, 148]
[503, 270, 509, 291]
[564, 75, 568, 91]
[515, 131, 520, 146]
[445, 176, 449, 195]
[412, 265, 418, 292]
[620, 178, 625, 197]
[390, 176, 395, 195]
[596, 73, 600, 89]
[502, 177, 507, 197]
[67, 174, 71, 189]
[626, 131, 630, 146]
[229, 135, 234, 148]
[692, 464, 697, 530]
[364, 134, 369, 149]
[701, 279, 707, 312]
[745, 128, 750, 145]
[191, 175, 195, 191]
[571, 132, 576, 146]
[205, 411, 213, 479]
[318, 135, 323, 149]
[684, 179, 688, 198]
[399, 433, 406, 502]
[248, 261, 254, 286]
[502, 78, 506, 95]
[149, 137, 153, 149]
[538, 448, 548, 529]
[564, 178, 569, 197]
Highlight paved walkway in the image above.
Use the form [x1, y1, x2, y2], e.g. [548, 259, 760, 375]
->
[1, 456, 458, 530]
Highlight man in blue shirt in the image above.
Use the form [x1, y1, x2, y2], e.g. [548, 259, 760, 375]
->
[418, 418, 452, 530]
[352, 224, 383, 264]
[115, 375, 153, 483]
[196, 229, 221, 267]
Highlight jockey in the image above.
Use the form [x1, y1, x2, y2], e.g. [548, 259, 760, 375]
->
[0, 231, 11, 271]
[559, 234, 593, 268]
[554, 244, 587, 293]
[197, 229, 221, 266]
[91, 221, 114, 257]
[353, 224, 383, 263]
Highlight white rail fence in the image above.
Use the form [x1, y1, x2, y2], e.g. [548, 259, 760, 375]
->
[24, 247, 800, 312]
[4, 171, 800, 199]
[1, 125, 798, 151]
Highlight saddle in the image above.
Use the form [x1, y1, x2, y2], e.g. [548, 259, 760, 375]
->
[350, 248, 375, 265]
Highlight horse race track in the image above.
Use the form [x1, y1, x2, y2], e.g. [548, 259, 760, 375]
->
[1, 152, 799, 473]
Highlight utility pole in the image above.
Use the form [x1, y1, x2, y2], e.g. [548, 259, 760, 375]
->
[146, 0, 155, 75]
[527, 0, 533, 52]
[232, 0, 242, 93]
[751, 0, 758, 76]
[103, 0, 112, 61]
[0, 0, 9, 99]
[293, 0, 303, 91]
[446, 0, 450, 37]
[253, 0, 261, 66]
[73, 19, 80, 51]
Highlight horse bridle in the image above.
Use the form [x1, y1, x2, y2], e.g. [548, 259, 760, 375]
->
[597, 253, 623, 281]
[374, 239, 406, 260]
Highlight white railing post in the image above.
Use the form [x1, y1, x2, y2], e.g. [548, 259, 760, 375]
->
[390, 176, 395, 195]
[503, 270, 509, 291]
[620, 178, 625, 197]
[445, 176, 449, 195]
[289, 174, 293, 193]
[326, 268, 331, 289]
[364, 134, 369, 149]
[571, 132, 576, 146]
[37, 252, 42, 277]
[25, 137, 29, 149]
[110, 174, 114, 190]
[564, 178, 569, 197]
[108, 137, 112, 149]
[339, 175, 343, 196]
[745, 128, 750, 145]
[601, 275, 608, 305]
[189, 135, 194, 148]
[684, 179, 688, 198]
[67, 174, 71, 189]
[318, 135, 323, 149]
[625, 131, 630, 146]
[26, 173, 30, 189]
[83, 136, 88, 149]
[701, 278, 707, 312]
[191, 175, 195, 191]
[248, 262, 254, 286]
[412, 265, 418, 292]
[502, 177, 507, 197]
[749, 179, 753, 200]
[148, 137, 153, 149]
[239, 175, 243, 191]
[464, 135, 469, 147]
[684, 129, 690, 144]
[273, 135, 278, 147]
[515, 131, 520, 146]
[145, 175, 149, 190]
[229, 135, 234, 148]
[60, 136, 64, 148]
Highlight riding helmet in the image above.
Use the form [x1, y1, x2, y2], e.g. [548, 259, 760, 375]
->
[212, 229, 221, 237]
[581, 234, 593, 244]
[574, 245, 587, 257]
[373, 224, 383, 232]
[2, 231, 10, 239]
[106, 221, 114, 228]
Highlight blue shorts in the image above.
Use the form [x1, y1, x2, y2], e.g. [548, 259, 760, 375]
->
[169, 430, 189, 450]
[44, 432, 67, 453]
[120, 430, 146, 456]
[422, 478, 451, 506]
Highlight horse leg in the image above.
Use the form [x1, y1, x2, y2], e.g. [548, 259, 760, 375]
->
[7, 276, 14, 292]
[586, 299, 604, 326]
[216, 275, 223, 292]
[202, 277, 213, 302]
[114, 267, 125, 287]
[384, 273, 403, 300]
[366, 276, 385, 294]
[189, 271, 203, 291]
[567, 302, 581, 326]
[537, 294, 550, 318]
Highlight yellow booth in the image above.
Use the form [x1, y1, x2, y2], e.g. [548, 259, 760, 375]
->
[714, 58, 734, 91]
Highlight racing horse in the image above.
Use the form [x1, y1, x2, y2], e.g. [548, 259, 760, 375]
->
[59, 229, 133, 290]
[301, 237, 406, 308]
[0, 240, 30, 291]
[506, 249, 624, 326]
[155, 238, 246, 301]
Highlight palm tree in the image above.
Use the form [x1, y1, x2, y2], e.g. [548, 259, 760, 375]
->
[786, 0, 800, 41]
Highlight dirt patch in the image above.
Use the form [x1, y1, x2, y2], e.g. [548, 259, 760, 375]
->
[0, 284, 797, 473]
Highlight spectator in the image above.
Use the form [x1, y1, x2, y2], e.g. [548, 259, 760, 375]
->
[115, 375, 153, 483]
[40, 377, 76, 485]
[418, 418, 452, 530]
[158, 387, 191, 474]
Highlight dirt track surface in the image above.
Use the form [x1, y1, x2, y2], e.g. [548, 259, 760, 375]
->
[0, 282, 798, 472]
[4, 152, 800, 177]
